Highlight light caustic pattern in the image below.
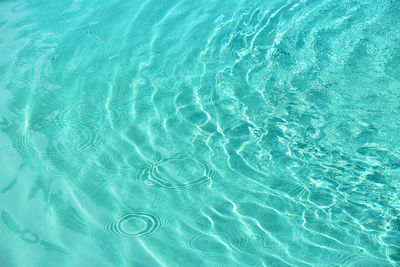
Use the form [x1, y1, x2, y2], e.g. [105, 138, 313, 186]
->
[0, 0, 399, 266]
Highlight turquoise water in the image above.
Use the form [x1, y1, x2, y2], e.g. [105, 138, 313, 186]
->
[0, 0, 399, 265]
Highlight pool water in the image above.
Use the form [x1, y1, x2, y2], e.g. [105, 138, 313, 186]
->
[0, 0, 400, 266]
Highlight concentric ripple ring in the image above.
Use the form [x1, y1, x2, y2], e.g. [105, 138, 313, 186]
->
[138, 154, 217, 190]
[13, 119, 103, 159]
[55, 102, 133, 129]
[105, 212, 161, 238]
[184, 227, 247, 256]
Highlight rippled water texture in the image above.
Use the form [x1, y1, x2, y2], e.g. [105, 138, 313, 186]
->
[1, 0, 400, 266]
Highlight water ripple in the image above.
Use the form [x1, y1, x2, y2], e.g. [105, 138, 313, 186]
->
[138, 154, 216, 190]
[184, 227, 247, 257]
[55, 101, 133, 129]
[100, 143, 146, 171]
[13, 119, 103, 159]
[105, 212, 161, 238]
[1, 0, 399, 265]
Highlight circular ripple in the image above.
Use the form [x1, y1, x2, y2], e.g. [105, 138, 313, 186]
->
[138, 154, 216, 190]
[14, 119, 102, 159]
[105, 212, 161, 238]
[55, 101, 133, 129]
[40, 160, 76, 178]
[253, 233, 283, 250]
[184, 227, 247, 257]
[103, 145, 146, 171]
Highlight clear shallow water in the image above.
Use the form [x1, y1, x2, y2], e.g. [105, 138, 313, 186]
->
[0, 0, 399, 265]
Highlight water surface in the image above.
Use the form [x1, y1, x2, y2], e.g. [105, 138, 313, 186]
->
[0, 0, 400, 266]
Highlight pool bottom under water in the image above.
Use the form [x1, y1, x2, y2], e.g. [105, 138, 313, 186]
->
[0, 0, 400, 266]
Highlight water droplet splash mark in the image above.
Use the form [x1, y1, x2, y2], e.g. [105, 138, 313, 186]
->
[137, 154, 216, 190]
[105, 212, 161, 238]
[13, 119, 102, 159]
